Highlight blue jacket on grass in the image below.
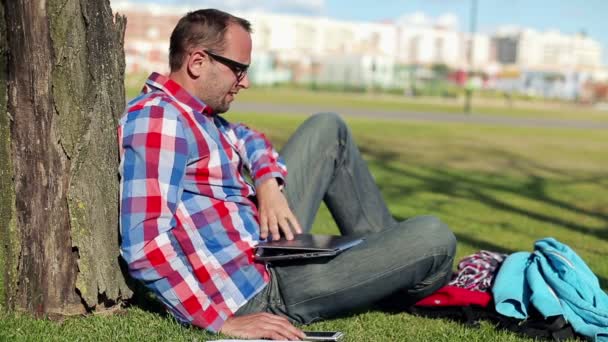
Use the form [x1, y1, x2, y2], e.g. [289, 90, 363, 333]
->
[493, 237, 608, 341]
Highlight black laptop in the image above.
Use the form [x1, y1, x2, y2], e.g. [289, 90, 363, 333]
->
[254, 234, 364, 262]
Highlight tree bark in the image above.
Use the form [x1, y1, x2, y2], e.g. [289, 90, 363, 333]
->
[0, 0, 15, 311]
[1, 0, 131, 316]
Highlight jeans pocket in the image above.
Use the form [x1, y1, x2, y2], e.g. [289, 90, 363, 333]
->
[234, 286, 271, 316]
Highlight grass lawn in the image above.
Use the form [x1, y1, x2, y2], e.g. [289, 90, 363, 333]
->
[235, 87, 608, 123]
[124, 75, 608, 124]
[2, 110, 607, 341]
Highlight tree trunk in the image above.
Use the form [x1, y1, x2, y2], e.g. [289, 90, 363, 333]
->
[1, 0, 132, 316]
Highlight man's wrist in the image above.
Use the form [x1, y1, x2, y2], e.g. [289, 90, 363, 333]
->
[257, 177, 285, 190]
[256, 177, 279, 196]
[254, 171, 285, 188]
[259, 177, 278, 187]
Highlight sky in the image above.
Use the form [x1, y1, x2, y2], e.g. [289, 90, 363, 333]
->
[121, 0, 608, 64]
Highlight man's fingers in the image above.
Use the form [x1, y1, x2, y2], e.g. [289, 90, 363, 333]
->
[287, 212, 303, 234]
[258, 314, 305, 340]
[278, 217, 294, 240]
[222, 313, 305, 341]
[264, 313, 304, 336]
[260, 214, 269, 239]
[263, 329, 298, 341]
[268, 214, 280, 240]
[261, 326, 302, 341]
[256, 186, 303, 242]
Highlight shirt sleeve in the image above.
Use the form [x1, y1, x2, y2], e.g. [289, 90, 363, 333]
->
[118, 104, 231, 332]
[229, 122, 288, 187]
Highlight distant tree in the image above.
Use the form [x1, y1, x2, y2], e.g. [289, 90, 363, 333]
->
[431, 63, 450, 80]
[0, 0, 131, 317]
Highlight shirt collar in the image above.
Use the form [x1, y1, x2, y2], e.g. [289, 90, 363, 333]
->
[143, 72, 215, 116]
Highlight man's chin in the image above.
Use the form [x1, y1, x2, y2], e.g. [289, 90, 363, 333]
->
[214, 100, 232, 114]
[214, 105, 230, 114]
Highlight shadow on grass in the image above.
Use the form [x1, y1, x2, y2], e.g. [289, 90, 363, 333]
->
[359, 145, 608, 243]
[452, 232, 517, 255]
[358, 143, 607, 288]
[119, 257, 167, 317]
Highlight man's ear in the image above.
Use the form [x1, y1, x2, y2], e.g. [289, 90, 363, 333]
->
[186, 50, 206, 78]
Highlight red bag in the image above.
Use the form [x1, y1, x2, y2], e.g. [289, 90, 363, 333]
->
[415, 285, 492, 308]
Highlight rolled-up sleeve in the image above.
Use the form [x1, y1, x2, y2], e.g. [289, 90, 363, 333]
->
[229, 122, 287, 187]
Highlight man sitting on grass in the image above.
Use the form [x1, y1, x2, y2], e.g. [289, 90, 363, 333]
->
[118, 8, 456, 340]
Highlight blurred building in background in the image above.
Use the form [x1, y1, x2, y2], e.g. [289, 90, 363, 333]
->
[112, 1, 608, 101]
[494, 27, 602, 69]
[491, 27, 605, 100]
[117, 4, 177, 74]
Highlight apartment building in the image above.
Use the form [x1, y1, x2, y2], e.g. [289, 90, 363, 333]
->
[112, 1, 605, 96]
[494, 27, 602, 70]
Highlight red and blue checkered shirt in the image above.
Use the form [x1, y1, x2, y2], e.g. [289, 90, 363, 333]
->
[118, 73, 287, 332]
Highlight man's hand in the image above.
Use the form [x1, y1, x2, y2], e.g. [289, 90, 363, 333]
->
[220, 313, 306, 340]
[256, 178, 302, 240]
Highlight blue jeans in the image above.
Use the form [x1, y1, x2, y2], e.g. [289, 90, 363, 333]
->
[235, 113, 456, 324]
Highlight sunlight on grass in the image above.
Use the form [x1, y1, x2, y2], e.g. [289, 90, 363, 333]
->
[126, 79, 608, 122]
[229, 112, 608, 285]
[233, 87, 608, 122]
[3, 109, 606, 341]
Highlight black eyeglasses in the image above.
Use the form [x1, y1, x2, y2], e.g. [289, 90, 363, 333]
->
[204, 50, 249, 84]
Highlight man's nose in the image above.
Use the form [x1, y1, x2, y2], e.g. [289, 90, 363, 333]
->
[239, 73, 250, 89]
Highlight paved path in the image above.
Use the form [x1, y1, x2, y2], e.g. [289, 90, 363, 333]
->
[232, 102, 608, 130]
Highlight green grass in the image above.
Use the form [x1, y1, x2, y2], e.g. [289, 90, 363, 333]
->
[0, 223, 3, 309]
[125, 78, 608, 123]
[232, 113, 608, 267]
[235, 87, 608, 122]
[2, 109, 607, 341]
[0, 307, 540, 342]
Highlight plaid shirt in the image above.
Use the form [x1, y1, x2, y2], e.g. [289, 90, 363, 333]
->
[118, 73, 287, 332]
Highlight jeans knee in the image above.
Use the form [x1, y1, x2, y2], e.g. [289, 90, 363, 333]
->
[299, 112, 350, 154]
[306, 112, 347, 135]
[408, 215, 456, 258]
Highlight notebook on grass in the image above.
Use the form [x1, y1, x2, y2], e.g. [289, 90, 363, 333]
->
[254, 234, 363, 262]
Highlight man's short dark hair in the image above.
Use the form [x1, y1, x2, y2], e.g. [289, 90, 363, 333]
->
[169, 9, 252, 71]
